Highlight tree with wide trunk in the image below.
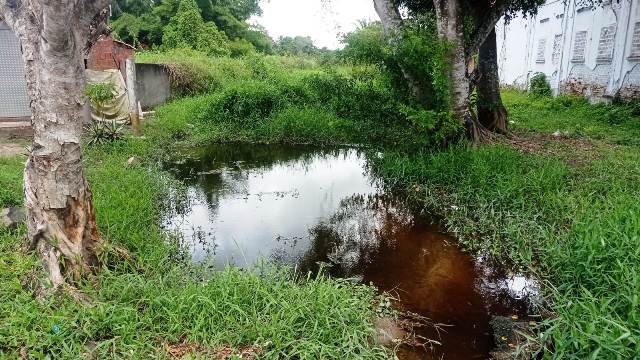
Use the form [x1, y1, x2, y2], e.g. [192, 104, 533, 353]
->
[389, 0, 543, 141]
[432, 0, 491, 140]
[0, 0, 110, 290]
[477, 29, 508, 133]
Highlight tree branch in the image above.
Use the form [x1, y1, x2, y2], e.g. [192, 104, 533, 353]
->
[83, 7, 110, 52]
[465, 1, 508, 60]
[0, 0, 24, 29]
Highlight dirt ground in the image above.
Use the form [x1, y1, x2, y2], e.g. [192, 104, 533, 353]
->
[0, 140, 29, 157]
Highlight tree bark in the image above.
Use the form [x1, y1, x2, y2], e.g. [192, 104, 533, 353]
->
[1, 0, 109, 288]
[477, 28, 508, 133]
[433, 0, 489, 141]
[372, 0, 429, 104]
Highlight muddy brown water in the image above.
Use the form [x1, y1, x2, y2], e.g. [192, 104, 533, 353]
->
[164, 143, 538, 359]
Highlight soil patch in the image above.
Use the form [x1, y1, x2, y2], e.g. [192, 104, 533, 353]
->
[0, 140, 29, 157]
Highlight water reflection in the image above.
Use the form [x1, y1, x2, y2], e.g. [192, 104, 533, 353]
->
[164, 143, 537, 359]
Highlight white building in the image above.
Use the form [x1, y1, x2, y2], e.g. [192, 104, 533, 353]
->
[497, 0, 640, 101]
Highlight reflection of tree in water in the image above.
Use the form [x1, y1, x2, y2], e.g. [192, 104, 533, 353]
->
[298, 193, 415, 277]
[164, 143, 365, 218]
[166, 143, 352, 183]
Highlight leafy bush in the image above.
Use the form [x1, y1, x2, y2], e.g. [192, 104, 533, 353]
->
[85, 120, 125, 145]
[529, 72, 552, 97]
[340, 16, 451, 112]
[203, 81, 283, 123]
[85, 82, 116, 120]
[143, 52, 462, 148]
[161, 0, 230, 56]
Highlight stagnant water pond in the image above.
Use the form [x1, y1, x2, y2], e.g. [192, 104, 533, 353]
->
[163, 143, 538, 359]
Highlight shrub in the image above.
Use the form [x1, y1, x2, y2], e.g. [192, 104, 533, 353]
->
[161, 0, 230, 56]
[529, 72, 552, 97]
[203, 81, 283, 123]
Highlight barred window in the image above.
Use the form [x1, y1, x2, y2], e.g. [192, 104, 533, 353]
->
[536, 38, 547, 63]
[629, 22, 640, 59]
[552, 34, 563, 65]
[596, 24, 616, 62]
[571, 31, 588, 63]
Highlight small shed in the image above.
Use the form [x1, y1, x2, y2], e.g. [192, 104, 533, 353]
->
[86, 34, 135, 80]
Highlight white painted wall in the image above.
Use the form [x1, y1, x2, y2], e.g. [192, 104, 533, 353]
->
[497, 0, 640, 101]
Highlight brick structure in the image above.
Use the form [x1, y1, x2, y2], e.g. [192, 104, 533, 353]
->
[86, 34, 134, 79]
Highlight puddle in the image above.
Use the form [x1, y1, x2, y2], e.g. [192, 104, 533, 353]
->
[163, 143, 538, 359]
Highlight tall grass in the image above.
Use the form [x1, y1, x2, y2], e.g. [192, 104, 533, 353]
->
[140, 51, 459, 148]
[0, 138, 389, 359]
[371, 91, 640, 358]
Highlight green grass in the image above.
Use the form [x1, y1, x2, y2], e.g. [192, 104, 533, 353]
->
[371, 91, 640, 358]
[0, 138, 388, 359]
[504, 90, 640, 145]
[139, 51, 456, 149]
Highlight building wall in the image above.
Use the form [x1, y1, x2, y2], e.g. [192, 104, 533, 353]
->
[497, 0, 640, 101]
[86, 35, 135, 80]
[135, 63, 172, 110]
[0, 20, 31, 119]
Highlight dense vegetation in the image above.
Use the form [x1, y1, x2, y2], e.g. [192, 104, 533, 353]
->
[373, 92, 640, 358]
[2, 0, 640, 357]
[137, 48, 640, 358]
[138, 49, 461, 148]
[0, 137, 388, 359]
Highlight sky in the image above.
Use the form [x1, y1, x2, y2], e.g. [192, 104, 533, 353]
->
[250, 0, 379, 50]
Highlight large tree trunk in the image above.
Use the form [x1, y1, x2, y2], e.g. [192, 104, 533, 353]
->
[433, 0, 489, 141]
[477, 28, 508, 134]
[373, 0, 429, 104]
[1, 0, 109, 289]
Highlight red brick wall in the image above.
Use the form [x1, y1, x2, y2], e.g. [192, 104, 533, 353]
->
[86, 35, 134, 78]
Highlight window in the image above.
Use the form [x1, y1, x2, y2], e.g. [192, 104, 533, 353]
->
[552, 34, 563, 65]
[596, 24, 616, 62]
[571, 31, 588, 63]
[536, 38, 547, 63]
[629, 22, 640, 59]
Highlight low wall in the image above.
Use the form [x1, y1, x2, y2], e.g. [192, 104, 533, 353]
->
[135, 63, 171, 110]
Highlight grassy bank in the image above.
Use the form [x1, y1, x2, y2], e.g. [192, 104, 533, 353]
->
[0, 137, 388, 358]
[139, 51, 459, 149]
[372, 91, 640, 358]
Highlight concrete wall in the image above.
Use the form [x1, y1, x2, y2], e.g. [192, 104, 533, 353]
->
[135, 63, 172, 110]
[497, 0, 640, 101]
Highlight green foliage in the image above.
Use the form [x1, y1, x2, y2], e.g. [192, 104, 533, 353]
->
[340, 16, 451, 112]
[0, 156, 24, 207]
[85, 120, 125, 146]
[340, 22, 388, 65]
[85, 82, 116, 109]
[110, 0, 268, 54]
[503, 91, 640, 144]
[399, 106, 462, 146]
[85, 82, 116, 121]
[111, 12, 164, 46]
[140, 50, 464, 147]
[228, 38, 257, 57]
[275, 36, 318, 56]
[161, 0, 231, 56]
[372, 91, 640, 358]
[529, 72, 552, 97]
[0, 137, 388, 358]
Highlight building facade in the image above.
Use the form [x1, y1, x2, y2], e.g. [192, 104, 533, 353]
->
[497, 0, 640, 101]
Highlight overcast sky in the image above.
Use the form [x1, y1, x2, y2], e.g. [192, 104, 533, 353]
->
[250, 0, 379, 49]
